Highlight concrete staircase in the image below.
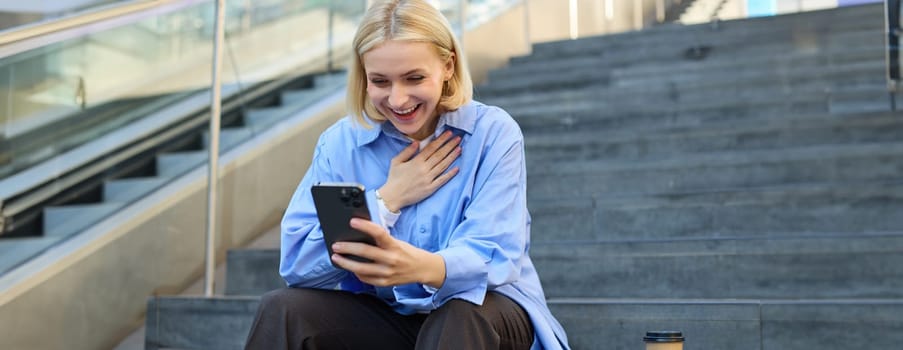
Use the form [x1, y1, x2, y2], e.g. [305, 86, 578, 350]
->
[145, 3, 903, 349]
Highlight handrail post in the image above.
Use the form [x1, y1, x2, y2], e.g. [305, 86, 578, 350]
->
[328, 1, 335, 72]
[656, 0, 665, 23]
[886, 0, 901, 111]
[459, 0, 467, 45]
[204, 0, 226, 297]
[523, 0, 531, 51]
[568, 0, 578, 40]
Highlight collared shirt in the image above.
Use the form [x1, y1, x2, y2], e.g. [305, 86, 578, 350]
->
[280, 100, 570, 349]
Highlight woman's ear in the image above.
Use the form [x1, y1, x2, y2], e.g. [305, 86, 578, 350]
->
[444, 52, 456, 81]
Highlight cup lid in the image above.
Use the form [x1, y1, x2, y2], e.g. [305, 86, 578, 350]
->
[644, 331, 685, 343]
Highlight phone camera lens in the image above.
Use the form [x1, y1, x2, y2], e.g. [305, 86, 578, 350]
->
[352, 199, 363, 207]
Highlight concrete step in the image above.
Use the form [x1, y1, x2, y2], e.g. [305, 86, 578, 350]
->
[144, 296, 903, 350]
[490, 44, 882, 86]
[520, 5, 882, 63]
[528, 182, 903, 241]
[42, 203, 124, 238]
[609, 48, 884, 86]
[480, 57, 884, 100]
[531, 3, 881, 50]
[526, 141, 903, 196]
[532, 233, 903, 299]
[224, 249, 284, 296]
[509, 87, 890, 135]
[103, 176, 170, 203]
[145, 296, 258, 350]
[155, 151, 207, 178]
[522, 111, 903, 162]
[497, 28, 882, 80]
[509, 26, 884, 67]
[513, 97, 829, 133]
[483, 74, 886, 115]
[0, 236, 61, 275]
[550, 298, 903, 350]
[514, 27, 883, 70]
[481, 54, 884, 97]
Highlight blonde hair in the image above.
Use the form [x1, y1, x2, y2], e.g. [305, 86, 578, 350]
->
[347, 0, 473, 126]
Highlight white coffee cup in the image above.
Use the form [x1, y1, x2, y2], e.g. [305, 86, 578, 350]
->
[644, 331, 684, 350]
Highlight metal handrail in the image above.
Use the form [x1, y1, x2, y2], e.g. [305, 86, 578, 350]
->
[886, 0, 901, 91]
[0, 0, 207, 60]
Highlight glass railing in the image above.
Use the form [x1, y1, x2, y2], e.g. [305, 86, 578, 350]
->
[0, 1, 133, 31]
[0, 0, 362, 183]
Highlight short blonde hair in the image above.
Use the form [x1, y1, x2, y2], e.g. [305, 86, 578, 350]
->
[347, 0, 473, 126]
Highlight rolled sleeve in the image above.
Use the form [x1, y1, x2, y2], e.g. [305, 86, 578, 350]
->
[431, 246, 490, 307]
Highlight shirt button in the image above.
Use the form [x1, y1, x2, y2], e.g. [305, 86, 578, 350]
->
[419, 227, 427, 233]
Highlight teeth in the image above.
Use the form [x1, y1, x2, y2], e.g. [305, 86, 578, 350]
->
[391, 105, 417, 115]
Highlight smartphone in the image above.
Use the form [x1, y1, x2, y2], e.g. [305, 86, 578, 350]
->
[310, 182, 376, 264]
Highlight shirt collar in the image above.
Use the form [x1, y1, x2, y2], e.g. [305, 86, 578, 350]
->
[354, 101, 477, 147]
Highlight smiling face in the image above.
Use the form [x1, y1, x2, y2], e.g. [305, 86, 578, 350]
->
[363, 40, 454, 140]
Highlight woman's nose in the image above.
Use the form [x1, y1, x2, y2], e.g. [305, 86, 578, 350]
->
[388, 85, 408, 107]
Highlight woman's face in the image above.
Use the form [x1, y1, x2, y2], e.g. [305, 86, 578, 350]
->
[362, 40, 454, 141]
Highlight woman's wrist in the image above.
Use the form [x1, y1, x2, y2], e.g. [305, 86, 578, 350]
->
[420, 251, 447, 289]
[375, 187, 401, 213]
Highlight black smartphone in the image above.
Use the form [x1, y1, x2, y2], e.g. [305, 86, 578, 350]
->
[310, 182, 376, 264]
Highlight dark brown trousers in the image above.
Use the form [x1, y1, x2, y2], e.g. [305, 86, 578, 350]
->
[244, 287, 534, 350]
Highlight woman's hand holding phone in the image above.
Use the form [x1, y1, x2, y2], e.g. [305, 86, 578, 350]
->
[378, 130, 462, 212]
[331, 218, 446, 289]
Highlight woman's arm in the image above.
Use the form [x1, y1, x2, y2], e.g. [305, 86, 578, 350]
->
[279, 137, 351, 289]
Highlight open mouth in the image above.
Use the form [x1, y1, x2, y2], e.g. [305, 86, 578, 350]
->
[389, 104, 421, 120]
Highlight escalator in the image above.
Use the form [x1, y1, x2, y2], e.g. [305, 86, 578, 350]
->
[0, 0, 362, 277]
[0, 69, 348, 276]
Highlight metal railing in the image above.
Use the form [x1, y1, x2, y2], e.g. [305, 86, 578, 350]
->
[886, 0, 901, 102]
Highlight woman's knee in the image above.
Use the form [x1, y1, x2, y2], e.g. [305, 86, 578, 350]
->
[257, 288, 336, 320]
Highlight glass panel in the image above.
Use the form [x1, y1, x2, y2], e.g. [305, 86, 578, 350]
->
[0, 1, 134, 31]
[218, 0, 360, 145]
[0, 2, 216, 180]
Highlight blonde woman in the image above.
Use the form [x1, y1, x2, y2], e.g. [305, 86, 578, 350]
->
[245, 1, 569, 349]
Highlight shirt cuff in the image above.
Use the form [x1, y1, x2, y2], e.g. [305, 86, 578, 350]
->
[374, 190, 400, 229]
[431, 246, 489, 307]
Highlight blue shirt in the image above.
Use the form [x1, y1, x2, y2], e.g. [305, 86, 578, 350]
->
[280, 100, 570, 349]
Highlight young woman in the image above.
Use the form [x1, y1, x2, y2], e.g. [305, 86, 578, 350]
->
[244, 1, 570, 349]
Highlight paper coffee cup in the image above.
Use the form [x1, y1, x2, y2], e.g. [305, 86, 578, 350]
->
[644, 331, 684, 350]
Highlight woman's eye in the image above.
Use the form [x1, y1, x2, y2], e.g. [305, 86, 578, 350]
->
[369, 79, 388, 85]
[408, 76, 425, 81]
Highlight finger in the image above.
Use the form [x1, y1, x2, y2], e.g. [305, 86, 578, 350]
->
[331, 253, 384, 277]
[428, 146, 461, 178]
[331, 252, 392, 278]
[426, 136, 461, 166]
[392, 141, 419, 165]
[417, 131, 453, 160]
[332, 241, 382, 262]
[350, 218, 394, 247]
[431, 166, 460, 188]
